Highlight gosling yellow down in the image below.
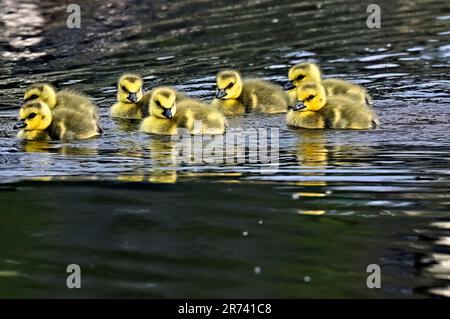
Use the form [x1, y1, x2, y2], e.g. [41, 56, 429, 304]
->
[110, 74, 146, 119]
[14, 101, 101, 141]
[286, 82, 378, 129]
[284, 62, 372, 106]
[23, 83, 100, 120]
[140, 87, 226, 135]
[211, 70, 289, 116]
[110, 74, 190, 120]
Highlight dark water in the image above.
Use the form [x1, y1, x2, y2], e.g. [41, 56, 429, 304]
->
[0, 0, 449, 298]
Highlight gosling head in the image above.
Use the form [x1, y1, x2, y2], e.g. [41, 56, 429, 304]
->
[150, 87, 177, 119]
[293, 82, 326, 112]
[215, 70, 243, 100]
[284, 63, 322, 91]
[23, 83, 57, 109]
[14, 101, 52, 131]
[117, 74, 143, 103]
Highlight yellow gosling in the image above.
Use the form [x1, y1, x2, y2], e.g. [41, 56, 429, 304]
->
[110, 74, 145, 119]
[212, 70, 289, 115]
[23, 83, 100, 120]
[286, 81, 378, 129]
[14, 101, 100, 140]
[141, 87, 226, 135]
[285, 62, 372, 106]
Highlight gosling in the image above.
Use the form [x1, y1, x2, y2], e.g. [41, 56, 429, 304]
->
[211, 70, 289, 116]
[110, 74, 146, 119]
[23, 83, 100, 120]
[140, 87, 226, 135]
[110, 74, 190, 120]
[284, 62, 372, 106]
[14, 101, 101, 141]
[286, 82, 378, 129]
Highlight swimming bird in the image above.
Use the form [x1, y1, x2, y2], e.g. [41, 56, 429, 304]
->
[286, 82, 378, 129]
[110, 74, 191, 120]
[284, 62, 372, 106]
[14, 101, 101, 140]
[110, 74, 146, 119]
[211, 70, 289, 115]
[140, 87, 226, 135]
[23, 83, 100, 120]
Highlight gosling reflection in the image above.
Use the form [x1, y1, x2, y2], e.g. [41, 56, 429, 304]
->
[293, 131, 328, 215]
[20, 140, 98, 156]
[20, 140, 52, 153]
[117, 138, 177, 184]
[148, 138, 177, 183]
[111, 118, 141, 133]
[296, 130, 328, 187]
[293, 131, 377, 215]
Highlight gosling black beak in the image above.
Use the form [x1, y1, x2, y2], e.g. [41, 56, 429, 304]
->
[293, 101, 306, 112]
[215, 89, 227, 99]
[127, 92, 138, 103]
[13, 119, 26, 130]
[162, 108, 172, 119]
[283, 81, 296, 91]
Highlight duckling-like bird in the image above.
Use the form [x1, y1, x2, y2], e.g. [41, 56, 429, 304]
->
[140, 87, 226, 135]
[14, 101, 101, 141]
[176, 98, 227, 135]
[286, 82, 378, 129]
[110, 74, 146, 119]
[211, 70, 289, 116]
[110, 74, 190, 120]
[284, 62, 372, 106]
[23, 83, 100, 120]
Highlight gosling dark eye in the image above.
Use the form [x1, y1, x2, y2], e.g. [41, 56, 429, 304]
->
[121, 86, 128, 93]
[296, 75, 305, 81]
[156, 100, 162, 107]
[307, 95, 315, 101]
[227, 82, 234, 89]
[28, 113, 37, 119]
[25, 94, 38, 101]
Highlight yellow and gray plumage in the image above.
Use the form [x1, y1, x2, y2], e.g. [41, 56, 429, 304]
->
[286, 81, 378, 130]
[212, 70, 289, 116]
[140, 87, 226, 135]
[110, 74, 146, 119]
[23, 83, 100, 119]
[15, 101, 101, 141]
[285, 62, 372, 106]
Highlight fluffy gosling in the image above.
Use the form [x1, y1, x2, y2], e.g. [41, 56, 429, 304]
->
[110, 74, 146, 119]
[286, 81, 378, 129]
[211, 70, 289, 115]
[284, 62, 372, 106]
[23, 83, 100, 120]
[14, 101, 101, 140]
[140, 87, 226, 135]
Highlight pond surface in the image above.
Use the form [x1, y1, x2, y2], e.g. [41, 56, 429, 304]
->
[0, 0, 449, 298]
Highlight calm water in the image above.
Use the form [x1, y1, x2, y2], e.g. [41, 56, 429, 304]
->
[0, 0, 449, 298]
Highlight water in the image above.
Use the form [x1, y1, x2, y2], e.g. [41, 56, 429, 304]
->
[0, 0, 449, 298]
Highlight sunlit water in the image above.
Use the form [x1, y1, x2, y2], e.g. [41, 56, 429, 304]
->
[0, 0, 449, 298]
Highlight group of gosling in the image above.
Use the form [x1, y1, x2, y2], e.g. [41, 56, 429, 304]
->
[14, 62, 379, 141]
